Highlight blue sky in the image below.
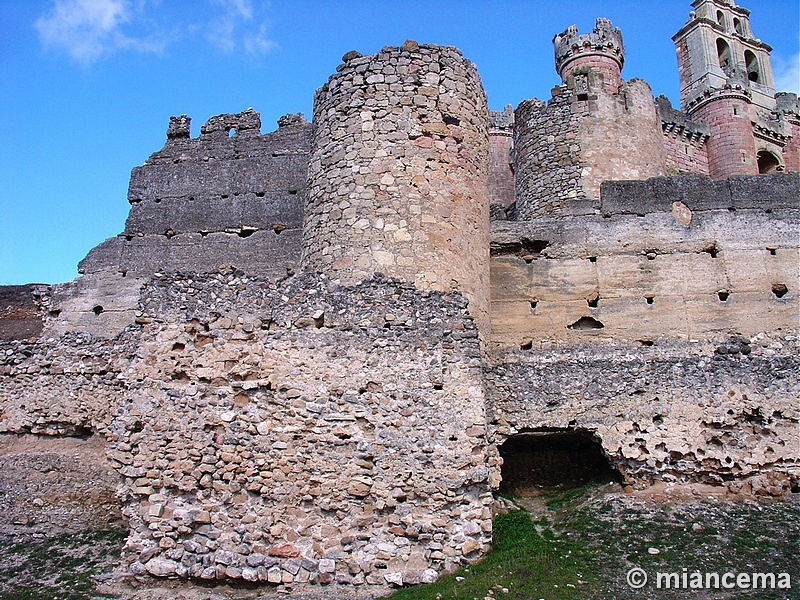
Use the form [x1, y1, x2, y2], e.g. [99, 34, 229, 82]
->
[1, 0, 798, 285]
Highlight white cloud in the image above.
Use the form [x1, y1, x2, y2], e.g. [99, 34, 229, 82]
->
[204, 0, 277, 56]
[35, 0, 163, 63]
[36, 0, 276, 64]
[773, 51, 799, 94]
[243, 20, 277, 55]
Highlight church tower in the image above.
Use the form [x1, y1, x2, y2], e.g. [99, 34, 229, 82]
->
[672, 0, 789, 176]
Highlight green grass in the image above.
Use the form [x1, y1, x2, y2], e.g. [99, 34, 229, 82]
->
[389, 510, 596, 600]
[388, 487, 800, 600]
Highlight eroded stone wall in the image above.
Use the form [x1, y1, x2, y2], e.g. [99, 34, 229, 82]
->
[303, 42, 490, 335]
[491, 173, 799, 347]
[487, 338, 799, 495]
[488, 173, 799, 495]
[45, 110, 311, 339]
[82, 109, 310, 280]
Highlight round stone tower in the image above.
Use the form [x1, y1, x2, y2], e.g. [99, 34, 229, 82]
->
[554, 18, 624, 93]
[303, 41, 490, 334]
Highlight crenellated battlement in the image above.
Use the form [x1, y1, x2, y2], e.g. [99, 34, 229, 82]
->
[553, 18, 624, 81]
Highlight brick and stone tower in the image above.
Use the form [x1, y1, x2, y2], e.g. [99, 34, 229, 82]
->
[672, 0, 789, 176]
[513, 19, 666, 219]
[303, 41, 490, 334]
[554, 18, 624, 94]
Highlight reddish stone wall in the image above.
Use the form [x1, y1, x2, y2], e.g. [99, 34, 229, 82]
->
[488, 133, 514, 210]
[781, 121, 800, 172]
[560, 55, 621, 93]
[662, 131, 710, 175]
[692, 98, 759, 177]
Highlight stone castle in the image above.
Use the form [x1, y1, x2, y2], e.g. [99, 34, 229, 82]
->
[0, 0, 797, 593]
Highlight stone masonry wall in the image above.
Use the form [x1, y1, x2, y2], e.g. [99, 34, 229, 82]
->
[490, 173, 799, 348]
[488, 105, 515, 215]
[489, 173, 799, 497]
[81, 109, 310, 280]
[0, 270, 492, 589]
[487, 338, 799, 495]
[575, 78, 667, 200]
[657, 95, 711, 176]
[44, 110, 310, 340]
[302, 42, 490, 335]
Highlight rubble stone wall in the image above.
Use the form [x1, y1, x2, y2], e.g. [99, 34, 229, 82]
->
[302, 42, 490, 335]
[0, 271, 492, 588]
[487, 339, 800, 495]
[513, 89, 587, 220]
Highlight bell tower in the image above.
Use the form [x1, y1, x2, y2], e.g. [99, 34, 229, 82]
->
[672, 0, 777, 177]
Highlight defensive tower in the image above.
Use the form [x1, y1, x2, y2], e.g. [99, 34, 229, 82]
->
[553, 17, 624, 94]
[302, 41, 490, 334]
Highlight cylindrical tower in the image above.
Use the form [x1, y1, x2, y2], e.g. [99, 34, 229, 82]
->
[554, 18, 624, 93]
[303, 41, 490, 334]
[691, 89, 759, 178]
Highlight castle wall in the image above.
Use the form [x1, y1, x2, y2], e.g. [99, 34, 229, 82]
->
[44, 111, 311, 339]
[488, 342, 799, 495]
[488, 133, 514, 211]
[662, 131, 711, 175]
[489, 172, 799, 495]
[302, 42, 490, 335]
[490, 173, 799, 347]
[658, 96, 711, 175]
[514, 77, 667, 219]
[576, 78, 667, 200]
[488, 106, 515, 215]
[0, 272, 492, 588]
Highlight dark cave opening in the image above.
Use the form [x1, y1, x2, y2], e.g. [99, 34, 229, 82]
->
[499, 430, 622, 496]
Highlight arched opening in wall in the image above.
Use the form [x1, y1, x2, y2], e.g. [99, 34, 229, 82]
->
[498, 430, 622, 497]
[716, 38, 731, 71]
[757, 150, 781, 174]
[733, 17, 743, 35]
[716, 10, 726, 29]
[745, 50, 760, 82]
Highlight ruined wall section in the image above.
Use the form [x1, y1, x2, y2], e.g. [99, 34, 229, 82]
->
[81, 109, 310, 280]
[47, 110, 311, 339]
[487, 339, 799, 495]
[513, 89, 586, 220]
[303, 42, 490, 335]
[657, 95, 711, 175]
[0, 285, 48, 341]
[1, 271, 492, 588]
[491, 173, 799, 348]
